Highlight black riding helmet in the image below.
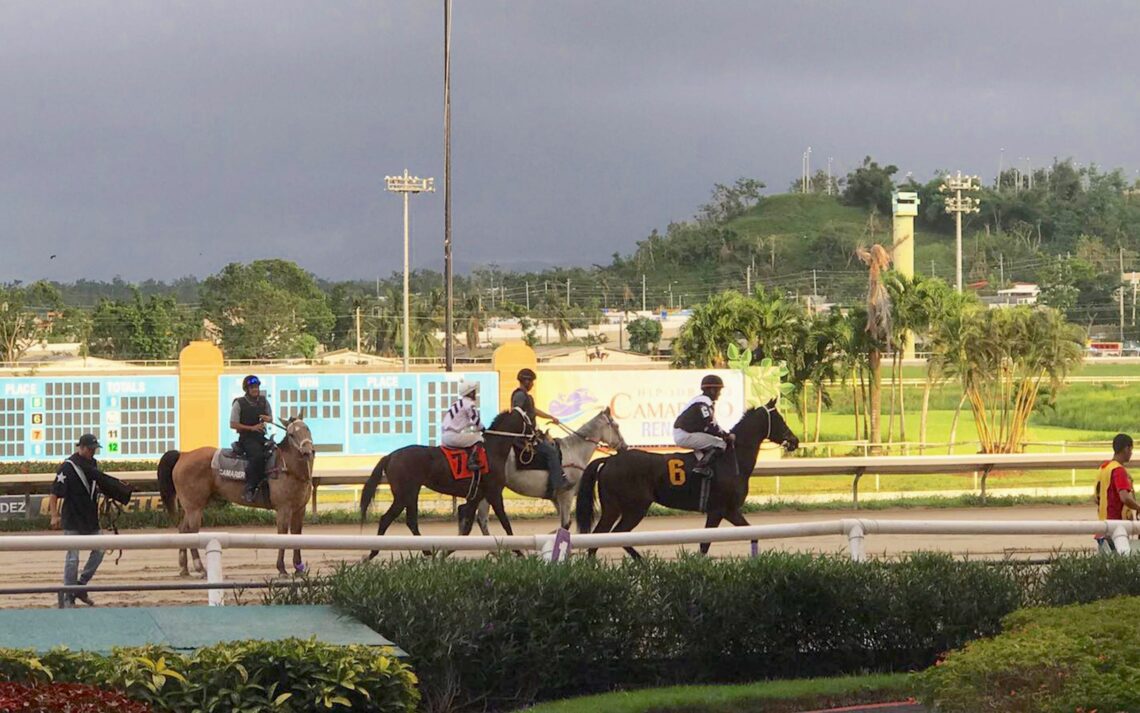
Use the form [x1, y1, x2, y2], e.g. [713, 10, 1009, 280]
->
[700, 374, 724, 391]
[242, 375, 262, 393]
[517, 368, 537, 382]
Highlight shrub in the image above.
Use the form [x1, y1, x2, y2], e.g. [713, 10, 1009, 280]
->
[0, 682, 152, 713]
[266, 553, 1019, 712]
[917, 596, 1140, 712]
[0, 639, 418, 713]
[1033, 551, 1140, 606]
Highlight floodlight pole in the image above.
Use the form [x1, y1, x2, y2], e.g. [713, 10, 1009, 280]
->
[385, 170, 435, 371]
[941, 171, 982, 292]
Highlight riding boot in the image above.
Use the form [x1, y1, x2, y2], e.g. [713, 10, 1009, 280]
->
[692, 449, 715, 477]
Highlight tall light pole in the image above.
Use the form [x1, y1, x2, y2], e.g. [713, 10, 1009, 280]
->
[443, 0, 455, 371]
[385, 170, 435, 371]
[940, 171, 981, 292]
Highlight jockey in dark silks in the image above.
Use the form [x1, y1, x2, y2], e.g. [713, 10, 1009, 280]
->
[231, 375, 273, 503]
[511, 368, 568, 494]
[673, 374, 734, 477]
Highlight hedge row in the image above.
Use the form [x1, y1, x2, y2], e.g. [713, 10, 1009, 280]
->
[0, 461, 157, 475]
[0, 638, 418, 713]
[918, 596, 1140, 712]
[266, 553, 1019, 712]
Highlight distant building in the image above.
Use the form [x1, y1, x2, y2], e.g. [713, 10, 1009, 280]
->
[985, 282, 1040, 309]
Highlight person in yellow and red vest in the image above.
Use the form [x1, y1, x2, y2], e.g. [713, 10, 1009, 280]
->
[1095, 433, 1140, 552]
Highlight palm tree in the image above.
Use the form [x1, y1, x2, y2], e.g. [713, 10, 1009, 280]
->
[671, 291, 761, 368]
[541, 292, 573, 344]
[886, 274, 951, 448]
[806, 312, 848, 443]
[459, 295, 483, 351]
[406, 290, 443, 359]
[856, 244, 892, 448]
[931, 304, 1083, 453]
[838, 307, 871, 442]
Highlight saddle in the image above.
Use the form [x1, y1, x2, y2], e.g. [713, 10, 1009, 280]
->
[212, 444, 278, 482]
[441, 445, 488, 480]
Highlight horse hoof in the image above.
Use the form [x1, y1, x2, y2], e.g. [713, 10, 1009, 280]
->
[179, 570, 191, 578]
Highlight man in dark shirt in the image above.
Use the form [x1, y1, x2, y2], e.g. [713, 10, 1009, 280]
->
[230, 375, 274, 503]
[511, 368, 567, 494]
[49, 433, 106, 608]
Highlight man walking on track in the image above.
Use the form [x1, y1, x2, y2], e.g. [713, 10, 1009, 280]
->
[1095, 433, 1140, 552]
[49, 433, 108, 608]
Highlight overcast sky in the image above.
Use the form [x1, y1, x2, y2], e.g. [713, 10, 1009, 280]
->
[3, 1, 1139, 283]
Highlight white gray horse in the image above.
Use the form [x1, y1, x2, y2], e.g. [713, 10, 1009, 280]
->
[474, 407, 626, 532]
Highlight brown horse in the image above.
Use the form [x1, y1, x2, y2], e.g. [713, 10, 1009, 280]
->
[360, 409, 529, 559]
[575, 400, 799, 558]
[158, 416, 315, 576]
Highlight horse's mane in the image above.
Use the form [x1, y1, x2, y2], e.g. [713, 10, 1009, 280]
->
[731, 405, 769, 433]
[488, 409, 520, 430]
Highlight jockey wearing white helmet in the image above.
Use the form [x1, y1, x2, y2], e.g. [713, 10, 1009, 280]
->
[441, 381, 484, 449]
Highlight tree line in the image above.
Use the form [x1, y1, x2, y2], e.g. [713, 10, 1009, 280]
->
[672, 259, 1086, 455]
[3, 154, 1134, 362]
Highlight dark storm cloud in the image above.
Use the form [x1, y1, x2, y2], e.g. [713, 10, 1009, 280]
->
[2, 1, 1138, 282]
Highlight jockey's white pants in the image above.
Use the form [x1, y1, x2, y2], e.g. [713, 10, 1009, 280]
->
[442, 431, 484, 449]
[673, 430, 727, 452]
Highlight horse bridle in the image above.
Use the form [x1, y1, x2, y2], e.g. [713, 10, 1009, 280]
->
[273, 421, 314, 479]
[553, 410, 625, 453]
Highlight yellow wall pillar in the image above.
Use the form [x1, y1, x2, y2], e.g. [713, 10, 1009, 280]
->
[178, 341, 224, 451]
[492, 342, 537, 411]
[892, 191, 920, 360]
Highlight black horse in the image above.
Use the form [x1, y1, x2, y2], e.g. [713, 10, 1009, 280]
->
[575, 399, 799, 558]
[360, 410, 528, 559]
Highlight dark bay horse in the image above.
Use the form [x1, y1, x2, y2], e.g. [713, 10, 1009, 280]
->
[158, 416, 315, 576]
[360, 409, 529, 559]
[575, 400, 799, 558]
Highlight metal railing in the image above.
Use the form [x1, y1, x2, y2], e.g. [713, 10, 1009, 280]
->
[2, 517, 1134, 606]
[0, 451, 1109, 508]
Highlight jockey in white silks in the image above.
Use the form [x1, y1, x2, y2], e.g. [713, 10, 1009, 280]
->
[441, 381, 484, 450]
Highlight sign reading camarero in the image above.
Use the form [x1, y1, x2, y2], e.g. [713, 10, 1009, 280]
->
[534, 369, 744, 447]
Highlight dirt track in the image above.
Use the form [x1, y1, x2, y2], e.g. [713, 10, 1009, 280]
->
[0, 504, 1104, 608]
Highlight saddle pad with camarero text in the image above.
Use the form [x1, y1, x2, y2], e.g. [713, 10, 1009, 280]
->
[211, 448, 277, 482]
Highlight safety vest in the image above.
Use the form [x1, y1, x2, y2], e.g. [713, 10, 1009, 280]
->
[1098, 459, 1129, 520]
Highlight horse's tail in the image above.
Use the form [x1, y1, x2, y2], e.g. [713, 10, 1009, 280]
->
[575, 457, 606, 533]
[360, 454, 389, 523]
[157, 450, 181, 519]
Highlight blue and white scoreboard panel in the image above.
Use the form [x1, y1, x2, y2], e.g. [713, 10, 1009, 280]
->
[0, 376, 179, 461]
[217, 372, 498, 455]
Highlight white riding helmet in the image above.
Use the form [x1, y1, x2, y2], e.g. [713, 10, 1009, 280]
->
[457, 381, 479, 397]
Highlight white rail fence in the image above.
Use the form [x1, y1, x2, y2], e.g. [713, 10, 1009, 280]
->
[0, 452, 1110, 509]
[2, 518, 1135, 606]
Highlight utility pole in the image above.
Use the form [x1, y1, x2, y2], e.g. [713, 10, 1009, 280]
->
[999, 253, 1004, 286]
[641, 274, 646, 311]
[746, 264, 752, 294]
[443, 0, 454, 371]
[525, 281, 530, 310]
[826, 156, 833, 196]
[940, 171, 982, 292]
[355, 306, 362, 354]
[565, 278, 571, 307]
[1121, 246, 1126, 341]
[385, 169, 435, 372]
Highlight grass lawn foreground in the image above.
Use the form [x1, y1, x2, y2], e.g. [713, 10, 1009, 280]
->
[517, 674, 913, 713]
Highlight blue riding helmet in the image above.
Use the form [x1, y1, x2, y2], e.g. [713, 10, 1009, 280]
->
[242, 375, 261, 391]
